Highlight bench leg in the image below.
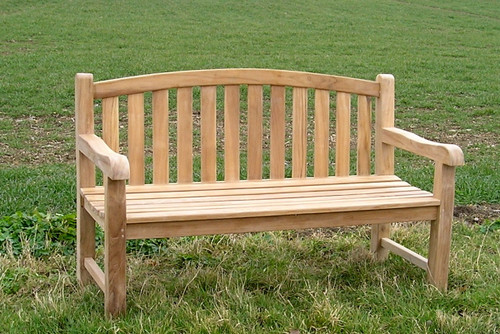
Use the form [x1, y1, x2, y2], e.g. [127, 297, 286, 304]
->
[427, 163, 455, 291]
[371, 223, 390, 260]
[104, 178, 127, 316]
[77, 201, 95, 285]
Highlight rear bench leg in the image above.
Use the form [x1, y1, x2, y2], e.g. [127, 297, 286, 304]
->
[427, 163, 456, 291]
[104, 178, 127, 316]
[77, 204, 95, 285]
[371, 223, 390, 260]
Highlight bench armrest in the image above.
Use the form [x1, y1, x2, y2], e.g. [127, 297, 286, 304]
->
[78, 134, 130, 180]
[381, 127, 464, 166]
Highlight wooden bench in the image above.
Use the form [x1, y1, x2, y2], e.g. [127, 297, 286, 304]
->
[75, 69, 464, 316]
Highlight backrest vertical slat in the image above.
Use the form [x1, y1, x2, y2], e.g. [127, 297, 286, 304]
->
[177, 87, 193, 183]
[247, 85, 263, 180]
[152, 89, 169, 184]
[375, 74, 395, 175]
[335, 92, 351, 176]
[270, 86, 286, 179]
[292, 87, 307, 178]
[201, 86, 217, 182]
[357, 95, 372, 176]
[128, 93, 145, 185]
[102, 97, 119, 152]
[224, 85, 240, 181]
[314, 89, 330, 177]
[102, 97, 119, 185]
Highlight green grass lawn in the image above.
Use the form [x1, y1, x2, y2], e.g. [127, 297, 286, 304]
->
[1, 0, 499, 332]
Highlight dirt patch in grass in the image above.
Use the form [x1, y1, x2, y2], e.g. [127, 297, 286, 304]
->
[1, 108, 497, 167]
[454, 204, 500, 225]
[425, 126, 498, 160]
[0, 115, 75, 166]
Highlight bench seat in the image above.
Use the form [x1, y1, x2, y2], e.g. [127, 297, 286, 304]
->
[81, 175, 439, 239]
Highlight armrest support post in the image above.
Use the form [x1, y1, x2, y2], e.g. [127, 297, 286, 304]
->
[428, 162, 456, 290]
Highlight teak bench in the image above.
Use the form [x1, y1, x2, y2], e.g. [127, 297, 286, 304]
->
[75, 69, 464, 316]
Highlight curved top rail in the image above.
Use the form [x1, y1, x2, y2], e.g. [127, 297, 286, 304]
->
[92, 69, 380, 99]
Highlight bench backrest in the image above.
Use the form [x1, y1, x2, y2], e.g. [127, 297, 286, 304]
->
[76, 69, 395, 186]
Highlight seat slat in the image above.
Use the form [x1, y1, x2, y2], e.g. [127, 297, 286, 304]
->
[125, 196, 435, 217]
[125, 197, 438, 223]
[121, 195, 435, 217]
[247, 85, 263, 180]
[93, 188, 430, 210]
[128, 93, 145, 185]
[177, 87, 193, 183]
[270, 85, 286, 179]
[84, 180, 413, 202]
[81, 175, 403, 194]
[82, 177, 438, 224]
[152, 89, 169, 184]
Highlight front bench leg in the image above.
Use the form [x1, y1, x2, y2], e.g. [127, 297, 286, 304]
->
[104, 178, 127, 316]
[428, 163, 456, 291]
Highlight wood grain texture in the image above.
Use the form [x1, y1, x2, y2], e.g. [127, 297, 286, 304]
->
[247, 85, 263, 180]
[224, 85, 240, 181]
[292, 87, 307, 178]
[124, 196, 438, 224]
[104, 178, 127, 316]
[372, 74, 395, 261]
[152, 90, 169, 184]
[128, 93, 145, 185]
[75, 73, 96, 285]
[381, 238, 428, 270]
[177, 87, 193, 183]
[375, 74, 394, 176]
[270, 86, 286, 179]
[82, 177, 439, 224]
[126, 207, 437, 239]
[84, 257, 105, 292]
[428, 163, 456, 291]
[83, 175, 402, 194]
[371, 223, 390, 260]
[381, 127, 464, 166]
[102, 97, 119, 152]
[94, 69, 380, 99]
[201, 86, 217, 182]
[78, 134, 130, 180]
[75, 73, 95, 137]
[357, 95, 372, 176]
[86, 183, 426, 205]
[335, 92, 351, 176]
[314, 89, 330, 177]
[77, 206, 96, 285]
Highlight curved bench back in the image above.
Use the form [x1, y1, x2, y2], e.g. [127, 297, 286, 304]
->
[76, 69, 394, 186]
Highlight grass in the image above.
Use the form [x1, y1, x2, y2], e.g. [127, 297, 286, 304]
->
[0, 0, 499, 332]
[1, 223, 499, 333]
